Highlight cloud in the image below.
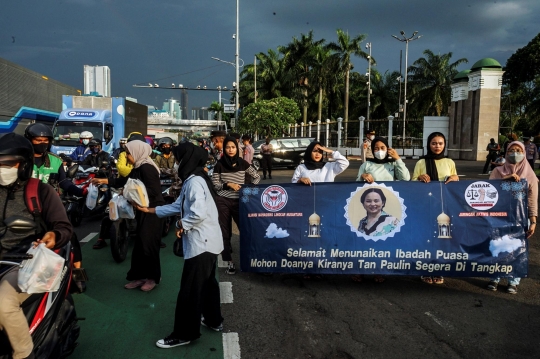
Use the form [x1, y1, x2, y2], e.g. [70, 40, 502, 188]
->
[265, 223, 289, 238]
[489, 235, 523, 257]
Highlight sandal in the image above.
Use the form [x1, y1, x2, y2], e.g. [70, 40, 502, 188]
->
[351, 275, 364, 283]
[421, 276, 433, 284]
[373, 275, 385, 283]
[433, 276, 444, 284]
[93, 239, 107, 249]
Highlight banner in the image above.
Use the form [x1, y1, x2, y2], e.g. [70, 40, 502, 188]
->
[239, 180, 529, 277]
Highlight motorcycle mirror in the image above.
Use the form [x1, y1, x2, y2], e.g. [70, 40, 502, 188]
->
[67, 164, 79, 178]
[3, 216, 37, 234]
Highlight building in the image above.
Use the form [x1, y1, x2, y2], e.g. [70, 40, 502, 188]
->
[191, 107, 211, 120]
[0, 57, 80, 135]
[162, 98, 182, 119]
[84, 65, 111, 97]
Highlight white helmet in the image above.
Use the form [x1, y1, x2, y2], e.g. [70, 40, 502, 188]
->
[80, 131, 93, 139]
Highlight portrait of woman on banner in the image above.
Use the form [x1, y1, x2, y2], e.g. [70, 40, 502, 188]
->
[357, 188, 399, 236]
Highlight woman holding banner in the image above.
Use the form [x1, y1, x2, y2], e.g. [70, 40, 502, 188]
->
[356, 137, 410, 183]
[292, 142, 349, 185]
[412, 132, 459, 285]
[487, 141, 537, 294]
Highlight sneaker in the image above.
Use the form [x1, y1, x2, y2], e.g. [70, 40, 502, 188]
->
[156, 335, 190, 348]
[507, 285, 518, 294]
[124, 279, 146, 289]
[486, 281, 498, 291]
[141, 279, 156, 292]
[226, 262, 236, 275]
[201, 318, 223, 332]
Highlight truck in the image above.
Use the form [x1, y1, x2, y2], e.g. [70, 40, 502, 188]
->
[50, 95, 147, 155]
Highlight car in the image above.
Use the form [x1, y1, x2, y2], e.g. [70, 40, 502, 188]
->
[251, 137, 315, 170]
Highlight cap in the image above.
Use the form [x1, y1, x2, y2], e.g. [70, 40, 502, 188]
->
[367, 130, 376, 135]
[210, 130, 227, 138]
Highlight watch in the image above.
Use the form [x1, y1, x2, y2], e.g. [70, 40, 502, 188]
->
[175, 220, 183, 229]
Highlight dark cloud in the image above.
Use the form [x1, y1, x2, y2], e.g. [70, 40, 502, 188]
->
[0, 0, 538, 110]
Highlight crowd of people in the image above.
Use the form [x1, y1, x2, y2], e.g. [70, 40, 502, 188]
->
[0, 125, 536, 357]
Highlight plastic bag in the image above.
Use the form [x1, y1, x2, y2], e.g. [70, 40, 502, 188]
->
[18, 244, 65, 294]
[124, 178, 149, 208]
[109, 195, 120, 221]
[117, 195, 135, 219]
[86, 183, 98, 210]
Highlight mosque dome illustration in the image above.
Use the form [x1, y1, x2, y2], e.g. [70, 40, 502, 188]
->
[307, 184, 321, 238]
[437, 183, 452, 239]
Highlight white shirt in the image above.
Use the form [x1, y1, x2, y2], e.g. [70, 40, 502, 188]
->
[155, 175, 223, 259]
[291, 151, 349, 183]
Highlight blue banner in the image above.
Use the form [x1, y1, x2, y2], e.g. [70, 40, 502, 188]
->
[239, 180, 529, 277]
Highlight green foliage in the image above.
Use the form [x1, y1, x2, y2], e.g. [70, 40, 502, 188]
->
[239, 97, 300, 138]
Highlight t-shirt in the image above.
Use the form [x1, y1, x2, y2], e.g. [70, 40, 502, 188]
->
[412, 158, 457, 181]
[261, 144, 273, 155]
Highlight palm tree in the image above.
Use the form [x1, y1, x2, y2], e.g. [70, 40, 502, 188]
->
[369, 69, 401, 119]
[328, 29, 370, 140]
[311, 44, 335, 121]
[407, 50, 468, 116]
[208, 101, 223, 120]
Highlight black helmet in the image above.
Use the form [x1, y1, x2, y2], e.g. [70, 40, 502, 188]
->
[88, 139, 101, 147]
[0, 133, 34, 182]
[24, 123, 53, 141]
[128, 133, 145, 142]
[158, 137, 174, 147]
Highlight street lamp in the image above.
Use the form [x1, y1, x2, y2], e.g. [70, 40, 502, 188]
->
[365, 43, 372, 125]
[392, 30, 422, 143]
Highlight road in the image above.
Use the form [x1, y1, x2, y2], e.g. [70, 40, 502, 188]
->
[74, 159, 540, 359]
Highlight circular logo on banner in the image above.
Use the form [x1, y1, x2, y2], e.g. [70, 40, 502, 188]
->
[464, 181, 498, 210]
[261, 185, 288, 212]
[68, 111, 77, 116]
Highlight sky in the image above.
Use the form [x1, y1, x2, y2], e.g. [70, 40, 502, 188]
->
[1, 0, 538, 112]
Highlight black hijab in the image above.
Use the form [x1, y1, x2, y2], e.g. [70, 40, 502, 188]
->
[366, 137, 395, 164]
[303, 141, 326, 170]
[219, 136, 242, 171]
[173, 142, 217, 201]
[421, 132, 446, 181]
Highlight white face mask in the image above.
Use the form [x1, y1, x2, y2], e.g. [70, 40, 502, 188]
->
[374, 151, 387, 160]
[82, 139, 90, 146]
[508, 153, 525, 164]
[369, 135, 375, 141]
[0, 167, 19, 186]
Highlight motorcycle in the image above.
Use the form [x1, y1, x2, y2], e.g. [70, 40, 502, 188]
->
[108, 188, 137, 263]
[159, 168, 180, 237]
[0, 217, 80, 359]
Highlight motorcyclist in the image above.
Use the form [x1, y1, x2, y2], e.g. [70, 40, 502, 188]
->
[69, 131, 94, 162]
[112, 138, 128, 160]
[154, 137, 176, 170]
[82, 139, 111, 169]
[0, 133, 72, 359]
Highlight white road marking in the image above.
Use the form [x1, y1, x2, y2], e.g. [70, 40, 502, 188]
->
[218, 254, 228, 268]
[220, 282, 233, 304]
[223, 332, 241, 359]
[81, 233, 98, 243]
[425, 311, 454, 331]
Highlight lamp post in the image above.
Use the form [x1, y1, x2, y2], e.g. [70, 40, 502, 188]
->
[235, 0, 240, 122]
[365, 43, 372, 125]
[391, 30, 422, 144]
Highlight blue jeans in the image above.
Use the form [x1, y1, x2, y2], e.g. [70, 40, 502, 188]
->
[491, 277, 521, 285]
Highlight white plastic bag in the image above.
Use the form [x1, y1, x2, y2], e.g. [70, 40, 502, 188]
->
[109, 195, 120, 221]
[86, 183, 98, 210]
[123, 178, 149, 208]
[117, 195, 135, 219]
[18, 244, 65, 294]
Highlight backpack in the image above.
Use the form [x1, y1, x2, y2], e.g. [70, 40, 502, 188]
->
[24, 178, 45, 233]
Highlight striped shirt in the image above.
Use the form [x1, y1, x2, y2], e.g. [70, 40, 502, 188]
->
[212, 160, 260, 199]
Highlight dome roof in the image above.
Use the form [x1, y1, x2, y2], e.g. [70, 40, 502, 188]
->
[471, 58, 502, 72]
[437, 212, 450, 223]
[453, 69, 471, 83]
[309, 213, 320, 222]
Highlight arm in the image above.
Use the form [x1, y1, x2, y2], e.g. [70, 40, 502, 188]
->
[527, 182, 538, 238]
[117, 152, 133, 177]
[211, 164, 226, 191]
[356, 162, 368, 182]
[411, 160, 425, 181]
[246, 164, 261, 184]
[180, 180, 209, 231]
[38, 183, 73, 249]
[154, 194, 184, 218]
[330, 150, 349, 175]
[394, 159, 411, 181]
[291, 165, 303, 183]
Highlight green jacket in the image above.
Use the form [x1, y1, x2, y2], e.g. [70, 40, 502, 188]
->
[32, 152, 63, 184]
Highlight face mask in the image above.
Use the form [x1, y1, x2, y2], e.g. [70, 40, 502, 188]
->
[508, 153, 525, 164]
[92, 147, 100, 154]
[374, 151, 387, 160]
[0, 167, 19, 186]
[173, 162, 179, 171]
[162, 148, 171, 155]
[369, 136, 375, 140]
[32, 143, 49, 155]
[82, 139, 90, 146]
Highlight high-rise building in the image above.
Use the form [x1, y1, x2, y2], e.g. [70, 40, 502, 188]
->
[181, 89, 188, 120]
[163, 98, 181, 119]
[84, 65, 111, 97]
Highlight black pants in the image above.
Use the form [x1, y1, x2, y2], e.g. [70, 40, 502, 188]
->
[261, 154, 272, 178]
[126, 211, 163, 283]
[173, 252, 222, 341]
[216, 196, 239, 262]
[70, 233, 82, 263]
[483, 153, 497, 174]
[528, 159, 535, 169]
[99, 216, 112, 239]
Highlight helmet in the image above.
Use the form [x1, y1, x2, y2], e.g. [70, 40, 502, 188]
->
[158, 137, 174, 147]
[24, 123, 53, 141]
[0, 133, 35, 182]
[144, 136, 155, 148]
[88, 139, 101, 147]
[80, 131, 94, 139]
[119, 137, 128, 144]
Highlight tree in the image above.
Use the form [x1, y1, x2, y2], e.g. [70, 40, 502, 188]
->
[239, 97, 300, 138]
[407, 50, 468, 116]
[328, 29, 370, 139]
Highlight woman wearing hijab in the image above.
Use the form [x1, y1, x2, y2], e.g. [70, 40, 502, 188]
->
[292, 142, 349, 185]
[212, 136, 260, 275]
[356, 137, 410, 183]
[135, 143, 224, 347]
[487, 141, 537, 294]
[412, 132, 458, 285]
[92, 140, 165, 292]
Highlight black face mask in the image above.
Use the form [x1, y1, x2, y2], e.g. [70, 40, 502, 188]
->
[32, 143, 49, 155]
[162, 147, 171, 155]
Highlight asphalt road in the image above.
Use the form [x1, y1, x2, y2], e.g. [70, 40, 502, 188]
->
[76, 159, 540, 359]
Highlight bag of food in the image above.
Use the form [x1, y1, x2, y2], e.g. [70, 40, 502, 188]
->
[18, 244, 65, 294]
[109, 195, 120, 221]
[123, 178, 149, 208]
[117, 195, 135, 219]
[86, 183, 98, 210]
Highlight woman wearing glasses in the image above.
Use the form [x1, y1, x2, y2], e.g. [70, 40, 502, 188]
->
[292, 142, 349, 185]
[487, 141, 537, 294]
[412, 132, 458, 285]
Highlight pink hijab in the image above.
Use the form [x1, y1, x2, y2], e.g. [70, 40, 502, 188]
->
[490, 141, 538, 185]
